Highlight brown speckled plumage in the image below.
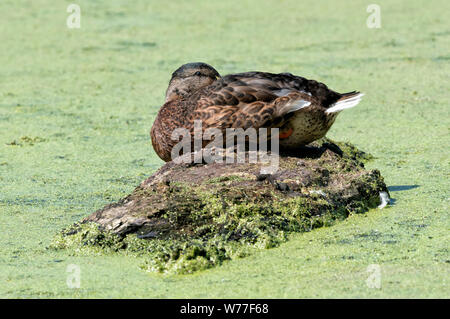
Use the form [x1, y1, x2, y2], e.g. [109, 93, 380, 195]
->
[151, 62, 363, 162]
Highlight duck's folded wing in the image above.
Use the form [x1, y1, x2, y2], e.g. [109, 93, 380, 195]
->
[194, 82, 316, 131]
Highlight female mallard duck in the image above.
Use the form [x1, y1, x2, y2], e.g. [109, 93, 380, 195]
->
[151, 62, 363, 162]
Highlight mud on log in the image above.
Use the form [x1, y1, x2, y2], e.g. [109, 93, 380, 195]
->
[51, 138, 388, 274]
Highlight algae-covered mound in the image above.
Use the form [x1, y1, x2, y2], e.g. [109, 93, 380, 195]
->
[51, 138, 388, 274]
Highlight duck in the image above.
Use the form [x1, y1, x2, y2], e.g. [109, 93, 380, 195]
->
[151, 62, 363, 162]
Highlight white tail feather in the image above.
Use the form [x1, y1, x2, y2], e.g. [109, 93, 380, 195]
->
[284, 99, 311, 114]
[326, 93, 364, 113]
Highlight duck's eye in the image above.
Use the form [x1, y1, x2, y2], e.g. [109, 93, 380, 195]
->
[194, 71, 202, 76]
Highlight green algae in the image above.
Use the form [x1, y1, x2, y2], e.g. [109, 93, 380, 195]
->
[5, 136, 46, 147]
[1, 0, 448, 298]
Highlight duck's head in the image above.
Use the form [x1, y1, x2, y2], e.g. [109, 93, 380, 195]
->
[165, 62, 221, 102]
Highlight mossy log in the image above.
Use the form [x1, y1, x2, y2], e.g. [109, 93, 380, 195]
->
[52, 138, 388, 274]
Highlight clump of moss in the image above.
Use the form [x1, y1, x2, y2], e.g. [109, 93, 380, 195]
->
[50, 139, 388, 274]
[5, 136, 46, 146]
[332, 140, 375, 163]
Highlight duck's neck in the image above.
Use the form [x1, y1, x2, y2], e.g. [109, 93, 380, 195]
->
[160, 99, 192, 127]
[165, 81, 189, 103]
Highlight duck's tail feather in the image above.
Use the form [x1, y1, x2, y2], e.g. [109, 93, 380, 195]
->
[325, 92, 364, 114]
